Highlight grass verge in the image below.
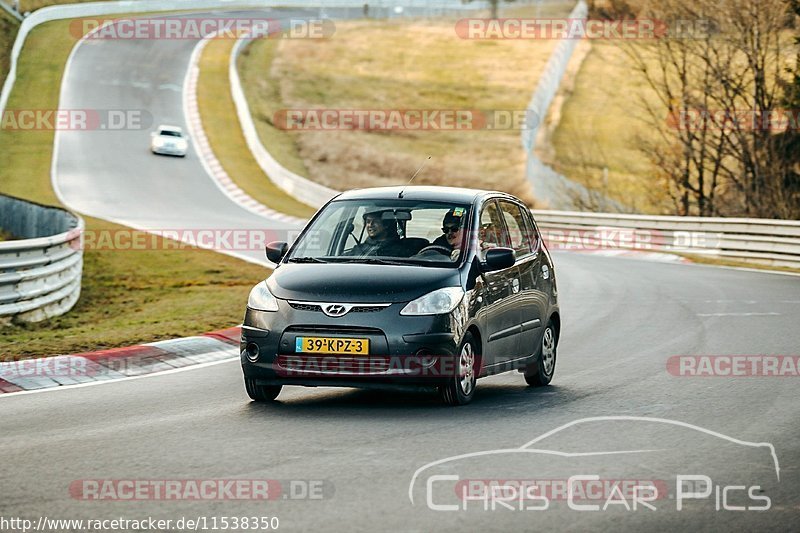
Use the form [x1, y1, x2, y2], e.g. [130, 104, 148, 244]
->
[237, 16, 576, 206]
[19, 0, 103, 13]
[547, 42, 666, 213]
[677, 253, 800, 275]
[3, 0, 118, 86]
[549, 35, 795, 214]
[236, 36, 309, 177]
[0, 19, 268, 360]
[197, 37, 315, 218]
[0, 8, 19, 88]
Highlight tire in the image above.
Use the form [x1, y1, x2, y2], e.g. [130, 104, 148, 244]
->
[440, 332, 479, 406]
[524, 320, 557, 387]
[244, 378, 282, 402]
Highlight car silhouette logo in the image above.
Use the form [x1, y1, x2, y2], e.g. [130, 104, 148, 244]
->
[323, 304, 350, 317]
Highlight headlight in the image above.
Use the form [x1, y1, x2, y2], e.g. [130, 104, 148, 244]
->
[176, 139, 188, 149]
[400, 287, 465, 316]
[248, 281, 279, 312]
[152, 138, 165, 147]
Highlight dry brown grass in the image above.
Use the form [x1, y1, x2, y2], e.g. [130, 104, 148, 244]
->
[547, 41, 666, 212]
[243, 18, 565, 205]
[549, 32, 797, 214]
[0, 9, 17, 87]
[0, 19, 269, 359]
[198, 38, 315, 218]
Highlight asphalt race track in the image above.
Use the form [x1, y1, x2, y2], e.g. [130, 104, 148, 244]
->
[2, 252, 799, 530]
[53, 10, 311, 265]
[2, 8, 799, 533]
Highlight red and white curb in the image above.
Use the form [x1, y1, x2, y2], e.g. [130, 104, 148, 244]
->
[0, 327, 241, 394]
[183, 36, 305, 227]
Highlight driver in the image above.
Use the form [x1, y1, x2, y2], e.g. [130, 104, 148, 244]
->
[346, 209, 401, 256]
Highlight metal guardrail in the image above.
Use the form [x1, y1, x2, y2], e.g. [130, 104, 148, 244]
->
[224, 2, 800, 271]
[522, 0, 604, 211]
[0, 0, 494, 320]
[533, 210, 800, 268]
[225, 0, 598, 211]
[228, 1, 491, 209]
[0, 0, 23, 22]
[0, 194, 83, 322]
[230, 36, 339, 209]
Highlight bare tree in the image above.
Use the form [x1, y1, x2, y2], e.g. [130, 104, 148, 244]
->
[622, 0, 799, 218]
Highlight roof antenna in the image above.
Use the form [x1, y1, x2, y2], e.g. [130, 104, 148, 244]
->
[398, 156, 431, 198]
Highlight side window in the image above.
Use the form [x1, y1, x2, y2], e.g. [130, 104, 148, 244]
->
[520, 206, 540, 252]
[479, 201, 509, 259]
[406, 208, 451, 242]
[498, 201, 532, 257]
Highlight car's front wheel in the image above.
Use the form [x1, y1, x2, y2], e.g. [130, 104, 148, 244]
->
[440, 332, 479, 406]
[244, 378, 282, 402]
[524, 320, 557, 386]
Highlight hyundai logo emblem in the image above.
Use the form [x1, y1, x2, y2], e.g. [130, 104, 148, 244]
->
[323, 304, 351, 317]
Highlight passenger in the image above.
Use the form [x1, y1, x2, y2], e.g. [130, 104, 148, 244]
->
[432, 208, 466, 252]
[414, 208, 467, 261]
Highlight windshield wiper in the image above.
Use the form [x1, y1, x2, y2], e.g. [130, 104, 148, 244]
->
[286, 257, 327, 263]
[333, 257, 411, 266]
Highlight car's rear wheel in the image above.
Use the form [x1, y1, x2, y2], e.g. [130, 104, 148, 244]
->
[440, 332, 479, 406]
[524, 321, 557, 386]
[245, 378, 282, 402]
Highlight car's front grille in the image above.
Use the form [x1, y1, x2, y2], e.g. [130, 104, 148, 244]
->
[288, 302, 322, 312]
[351, 306, 384, 313]
[285, 325, 384, 335]
[287, 301, 390, 315]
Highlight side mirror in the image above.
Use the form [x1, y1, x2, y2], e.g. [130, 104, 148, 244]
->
[481, 247, 515, 272]
[266, 241, 288, 263]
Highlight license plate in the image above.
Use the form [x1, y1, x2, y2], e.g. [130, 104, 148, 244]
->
[295, 336, 369, 355]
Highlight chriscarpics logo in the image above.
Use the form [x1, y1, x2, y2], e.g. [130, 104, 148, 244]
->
[409, 417, 779, 514]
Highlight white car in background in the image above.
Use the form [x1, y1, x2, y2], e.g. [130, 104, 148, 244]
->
[150, 125, 189, 157]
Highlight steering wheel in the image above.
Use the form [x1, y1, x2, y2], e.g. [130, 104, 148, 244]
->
[416, 245, 452, 256]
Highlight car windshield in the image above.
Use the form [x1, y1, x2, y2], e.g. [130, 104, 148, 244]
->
[159, 130, 182, 137]
[287, 199, 472, 267]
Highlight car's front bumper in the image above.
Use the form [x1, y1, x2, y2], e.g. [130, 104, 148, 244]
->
[151, 144, 187, 156]
[240, 301, 464, 388]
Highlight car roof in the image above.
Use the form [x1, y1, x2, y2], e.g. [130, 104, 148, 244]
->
[334, 186, 506, 204]
[157, 125, 183, 133]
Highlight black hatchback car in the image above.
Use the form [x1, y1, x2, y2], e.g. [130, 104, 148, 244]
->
[241, 186, 560, 405]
